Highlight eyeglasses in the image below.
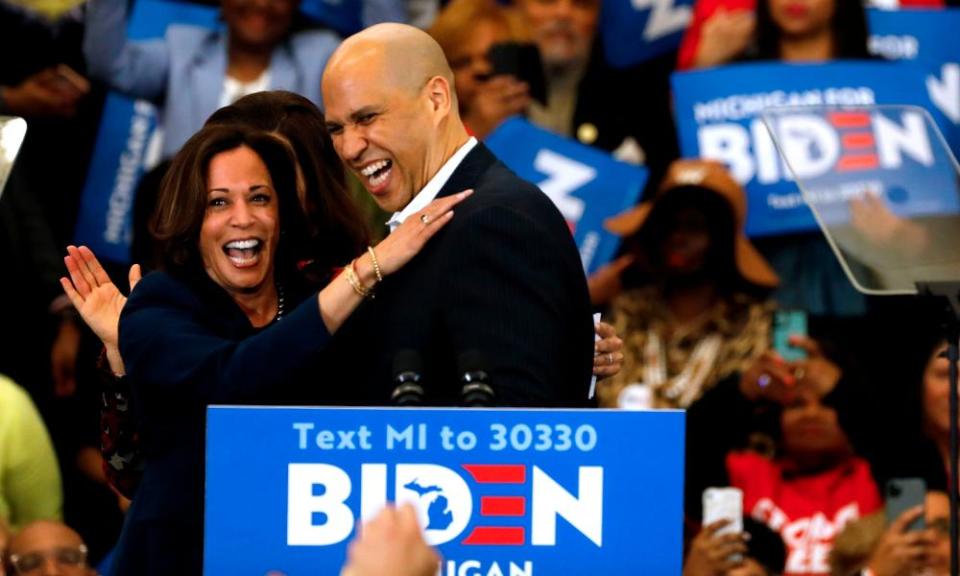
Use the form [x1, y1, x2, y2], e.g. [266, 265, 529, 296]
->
[8, 545, 88, 574]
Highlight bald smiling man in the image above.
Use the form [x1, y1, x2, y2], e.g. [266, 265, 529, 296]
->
[321, 24, 594, 406]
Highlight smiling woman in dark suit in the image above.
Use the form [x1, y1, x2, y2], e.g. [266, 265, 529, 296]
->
[88, 124, 468, 575]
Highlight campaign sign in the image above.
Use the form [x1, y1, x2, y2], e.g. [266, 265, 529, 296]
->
[672, 61, 960, 236]
[868, 8, 960, 64]
[72, 0, 218, 264]
[762, 106, 960, 229]
[485, 118, 648, 275]
[867, 8, 960, 129]
[600, 0, 693, 68]
[205, 407, 685, 575]
[301, 0, 363, 37]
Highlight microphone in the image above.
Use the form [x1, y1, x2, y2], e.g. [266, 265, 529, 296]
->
[458, 350, 495, 407]
[391, 349, 425, 406]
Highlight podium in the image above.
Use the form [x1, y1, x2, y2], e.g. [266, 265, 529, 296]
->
[204, 407, 685, 575]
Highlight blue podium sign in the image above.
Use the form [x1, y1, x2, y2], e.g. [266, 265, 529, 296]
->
[205, 407, 684, 575]
[485, 118, 648, 275]
[672, 61, 959, 236]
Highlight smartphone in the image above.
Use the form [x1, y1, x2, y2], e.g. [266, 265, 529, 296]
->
[486, 42, 548, 105]
[885, 478, 925, 532]
[772, 309, 808, 362]
[703, 487, 743, 536]
[0, 116, 27, 200]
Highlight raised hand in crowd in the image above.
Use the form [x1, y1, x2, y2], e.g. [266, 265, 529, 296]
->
[586, 253, 635, 307]
[0, 65, 89, 118]
[693, 8, 755, 69]
[864, 506, 939, 576]
[340, 504, 440, 576]
[787, 335, 841, 396]
[849, 192, 930, 259]
[683, 519, 750, 576]
[60, 245, 142, 375]
[594, 321, 624, 379]
[462, 75, 530, 139]
[739, 335, 840, 404]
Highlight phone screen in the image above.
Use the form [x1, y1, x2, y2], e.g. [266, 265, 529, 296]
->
[703, 487, 743, 535]
[885, 478, 926, 532]
[772, 309, 808, 362]
[486, 42, 548, 105]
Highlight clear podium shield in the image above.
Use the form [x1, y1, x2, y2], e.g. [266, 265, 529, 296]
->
[760, 105, 960, 295]
[0, 116, 26, 199]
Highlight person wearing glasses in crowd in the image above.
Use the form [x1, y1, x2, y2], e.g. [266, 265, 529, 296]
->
[5, 520, 95, 576]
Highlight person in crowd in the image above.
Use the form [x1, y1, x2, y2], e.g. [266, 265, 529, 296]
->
[5, 520, 96, 576]
[594, 159, 780, 410]
[83, 0, 343, 159]
[830, 491, 948, 576]
[916, 339, 958, 476]
[0, 518, 7, 576]
[678, 0, 870, 70]
[78, 124, 466, 575]
[0, 66, 88, 118]
[0, 1, 96, 405]
[340, 505, 440, 576]
[427, 0, 531, 139]
[726, 381, 882, 575]
[428, 0, 678, 187]
[513, 0, 679, 179]
[682, 0, 875, 322]
[321, 23, 595, 405]
[0, 374, 62, 532]
[684, 517, 787, 576]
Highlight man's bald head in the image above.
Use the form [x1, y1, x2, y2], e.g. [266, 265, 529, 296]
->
[7, 520, 94, 575]
[321, 23, 470, 214]
[325, 23, 456, 101]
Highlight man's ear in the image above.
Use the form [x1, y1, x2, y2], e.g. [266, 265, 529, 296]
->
[425, 75, 452, 120]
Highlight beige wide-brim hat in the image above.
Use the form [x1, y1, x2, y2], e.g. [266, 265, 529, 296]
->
[604, 159, 779, 288]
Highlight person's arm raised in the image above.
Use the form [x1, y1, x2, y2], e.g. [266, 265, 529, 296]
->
[318, 190, 471, 333]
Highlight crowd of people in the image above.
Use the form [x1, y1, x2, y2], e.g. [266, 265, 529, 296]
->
[1, 0, 958, 574]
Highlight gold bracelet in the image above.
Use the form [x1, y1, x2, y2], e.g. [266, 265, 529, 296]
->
[367, 246, 383, 283]
[345, 259, 375, 299]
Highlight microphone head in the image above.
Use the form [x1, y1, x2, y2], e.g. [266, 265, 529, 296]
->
[457, 350, 487, 381]
[458, 350, 494, 407]
[393, 349, 423, 383]
[392, 349, 424, 406]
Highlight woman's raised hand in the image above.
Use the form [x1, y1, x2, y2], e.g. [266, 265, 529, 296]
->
[59, 245, 141, 349]
[372, 189, 472, 276]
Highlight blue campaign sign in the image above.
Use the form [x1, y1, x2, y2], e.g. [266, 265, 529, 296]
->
[485, 118, 648, 275]
[868, 8, 960, 64]
[867, 8, 960, 132]
[300, 0, 363, 37]
[600, 0, 693, 68]
[205, 407, 685, 575]
[672, 61, 960, 236]
[72, 0, 219, 264]
[301, 0, 406, 36]
[761, 106, 960, 229]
